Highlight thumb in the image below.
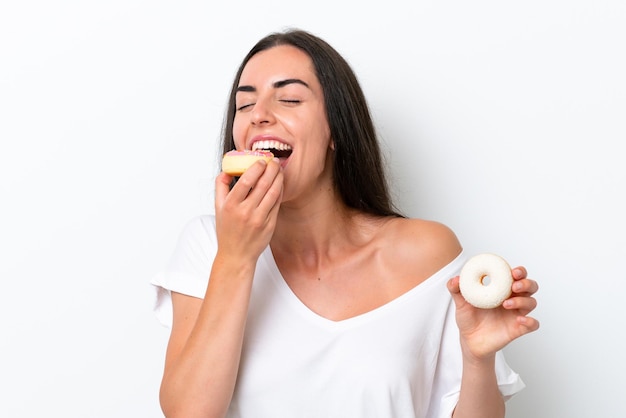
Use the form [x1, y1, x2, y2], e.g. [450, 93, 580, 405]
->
[447, 276, 467, 307]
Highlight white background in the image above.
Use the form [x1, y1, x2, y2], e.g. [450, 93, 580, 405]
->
[1, 1, 624, 417]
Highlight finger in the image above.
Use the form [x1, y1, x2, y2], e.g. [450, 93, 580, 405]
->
[503, 296, 538, 314]
[228, 159, 271, 202]
[512, 266, 527, 280]
[511, 278, 539, 296]
[263, 177, 284, 230]
[245, 159, 281, 207]
[256, 168, 283, 215]
[447, 276, 471, 308]
[447, 276, 461, 294]
[516, 315, 540, 334]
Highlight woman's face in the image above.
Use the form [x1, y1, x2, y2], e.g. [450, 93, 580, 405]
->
[232, 45, 333, 204]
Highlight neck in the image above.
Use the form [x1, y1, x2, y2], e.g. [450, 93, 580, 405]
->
[272, 198, 351, 256]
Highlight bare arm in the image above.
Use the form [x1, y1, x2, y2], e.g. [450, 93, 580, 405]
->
[159, 257, 256, 418]
[452, 354, 505, 418]
[448, 267, 540, 418]
[159, 160, 283, 418]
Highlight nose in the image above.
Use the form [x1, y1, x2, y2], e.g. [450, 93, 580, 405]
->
[250, 97, 275, 126]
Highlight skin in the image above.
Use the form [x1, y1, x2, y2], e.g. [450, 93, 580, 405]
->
[158, 45, 540, 418]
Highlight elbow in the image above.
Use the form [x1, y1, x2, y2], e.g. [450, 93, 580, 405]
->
[159, 379, 190, 418]
[159, 379, 227, 418]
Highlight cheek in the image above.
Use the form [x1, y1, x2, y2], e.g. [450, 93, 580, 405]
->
[293, 112, 330, 143]
[307, 122, 331, 151]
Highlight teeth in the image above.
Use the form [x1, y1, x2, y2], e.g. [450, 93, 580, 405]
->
[252, 140, 292, 151]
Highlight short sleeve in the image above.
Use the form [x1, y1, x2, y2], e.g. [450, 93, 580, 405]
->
[150, 215, 218, 328]
[430, 293, 526, 418]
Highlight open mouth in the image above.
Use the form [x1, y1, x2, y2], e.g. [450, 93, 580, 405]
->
[252, 140, 293, 159]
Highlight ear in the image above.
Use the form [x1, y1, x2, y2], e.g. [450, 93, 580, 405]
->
[330, 138, 335, 150]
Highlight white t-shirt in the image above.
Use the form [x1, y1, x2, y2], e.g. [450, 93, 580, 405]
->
[151, 215, 525, 418]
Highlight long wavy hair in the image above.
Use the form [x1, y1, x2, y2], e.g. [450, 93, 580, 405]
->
[221, 29, 403, 218]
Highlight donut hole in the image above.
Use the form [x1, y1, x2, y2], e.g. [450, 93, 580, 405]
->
[480, 275, 492, 286]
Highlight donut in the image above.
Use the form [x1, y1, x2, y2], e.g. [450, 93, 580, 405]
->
[459, 253, 513, 309]
[221, 150, 274, 176]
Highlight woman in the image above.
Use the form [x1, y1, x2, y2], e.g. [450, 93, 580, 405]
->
[151, 28, 540, 418]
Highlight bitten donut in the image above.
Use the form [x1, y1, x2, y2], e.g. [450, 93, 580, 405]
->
[459, 253, 513, 309]
[221, 150, 274, 176]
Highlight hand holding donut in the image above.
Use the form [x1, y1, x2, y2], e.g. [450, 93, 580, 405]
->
[447, 254, 540, 360]
[214, 155, 283, 264]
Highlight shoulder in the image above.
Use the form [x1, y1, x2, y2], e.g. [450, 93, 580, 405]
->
[182, 214, 216, 234]
[380, 217, 463, 281]
[384, 217, 461, 252]
[169, 214, 218, 268]
[177, 215, 217, 244]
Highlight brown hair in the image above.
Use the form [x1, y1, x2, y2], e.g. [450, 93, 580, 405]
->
[221, 28, 403, 218]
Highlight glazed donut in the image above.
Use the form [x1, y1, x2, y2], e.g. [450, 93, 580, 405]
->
[221, 150, 274, 176]
[459, 253, 513, 309]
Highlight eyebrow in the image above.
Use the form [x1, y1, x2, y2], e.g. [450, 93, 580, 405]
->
[236, 78, 310, 93]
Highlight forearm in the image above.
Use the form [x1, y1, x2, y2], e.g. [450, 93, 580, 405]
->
[160, 257, 255, 418]
[452, 354, 505, 418]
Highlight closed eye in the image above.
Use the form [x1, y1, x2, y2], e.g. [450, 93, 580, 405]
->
[238, 100, 299, 111]
[237, 103, 255, 111]
[280, 99, 301, 105]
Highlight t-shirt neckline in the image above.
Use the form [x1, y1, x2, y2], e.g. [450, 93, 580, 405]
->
[259, 246, 465, 331]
